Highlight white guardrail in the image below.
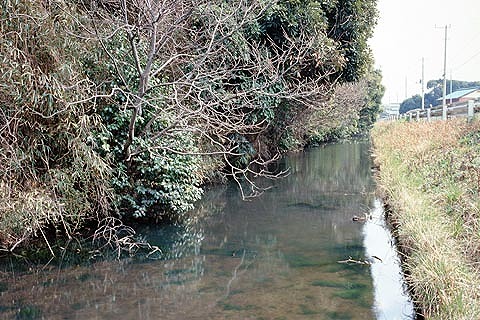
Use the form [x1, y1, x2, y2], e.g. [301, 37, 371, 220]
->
[386, 100, 480, 122]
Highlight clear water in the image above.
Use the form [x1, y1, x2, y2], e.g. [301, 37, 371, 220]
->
[0, 142, 414, 319]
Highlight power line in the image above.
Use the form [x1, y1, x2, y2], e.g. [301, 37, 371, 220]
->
[452, 48, 480, 71]
[449, 30, 480, 62]
[434, 25, 449, 118]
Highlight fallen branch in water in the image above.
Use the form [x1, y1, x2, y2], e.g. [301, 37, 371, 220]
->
[337, 256, 377, 265]
[93, 217, 162, 258]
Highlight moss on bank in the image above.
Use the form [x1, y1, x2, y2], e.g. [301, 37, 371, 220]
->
[372, 119, 480, 319]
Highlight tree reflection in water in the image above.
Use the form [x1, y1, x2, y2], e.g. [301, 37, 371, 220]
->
[0, 142, 412, 319]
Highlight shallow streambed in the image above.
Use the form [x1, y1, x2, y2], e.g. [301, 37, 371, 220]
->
[0, 142, 414, 319]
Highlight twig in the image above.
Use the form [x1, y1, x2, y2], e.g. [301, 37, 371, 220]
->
[337, 256, 371, 265]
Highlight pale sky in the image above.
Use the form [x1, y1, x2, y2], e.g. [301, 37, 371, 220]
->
[369, 0, 480, 104]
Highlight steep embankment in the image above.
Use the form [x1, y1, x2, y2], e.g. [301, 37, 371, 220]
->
[372, 119, 480, 319]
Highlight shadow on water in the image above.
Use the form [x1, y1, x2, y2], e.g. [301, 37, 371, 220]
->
[0, 141, 414, 319]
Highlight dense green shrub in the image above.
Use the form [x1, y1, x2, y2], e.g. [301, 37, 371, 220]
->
[88, 34, 204, 220]
[98, 108, 204, 219]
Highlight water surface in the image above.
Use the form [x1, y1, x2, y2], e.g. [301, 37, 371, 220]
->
[0, 142, 413, 319]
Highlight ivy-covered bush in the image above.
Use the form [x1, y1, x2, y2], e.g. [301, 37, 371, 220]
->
[88, 33, 204, 220]
[98, 109, 204, 219]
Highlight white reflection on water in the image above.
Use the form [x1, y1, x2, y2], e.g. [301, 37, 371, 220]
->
[363, 199, 415, 320]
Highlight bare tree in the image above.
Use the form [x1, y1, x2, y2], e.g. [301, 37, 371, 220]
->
[82, 0, 340, 199]
[305, 81, 368, 136]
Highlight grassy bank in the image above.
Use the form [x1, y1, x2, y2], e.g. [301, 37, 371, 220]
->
[372, 119, 480, 319]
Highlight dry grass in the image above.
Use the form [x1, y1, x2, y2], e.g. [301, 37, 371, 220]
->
[372, 119, 480, 319]
[0, 0, 113, 252]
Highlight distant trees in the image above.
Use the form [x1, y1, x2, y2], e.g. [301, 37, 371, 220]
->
[400, 94, 422, 114]
[425, 79, 480, 107]
[399, 79, 480, 113]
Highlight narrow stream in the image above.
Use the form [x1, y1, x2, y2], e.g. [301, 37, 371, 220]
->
[0, 142, 414, 319]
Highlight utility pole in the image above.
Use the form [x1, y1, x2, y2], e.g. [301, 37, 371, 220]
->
[405, 76, 408, 100]
[449, 70, 453, 105]
[421, 57, 425, 110]
[442, 25, 448, 119]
